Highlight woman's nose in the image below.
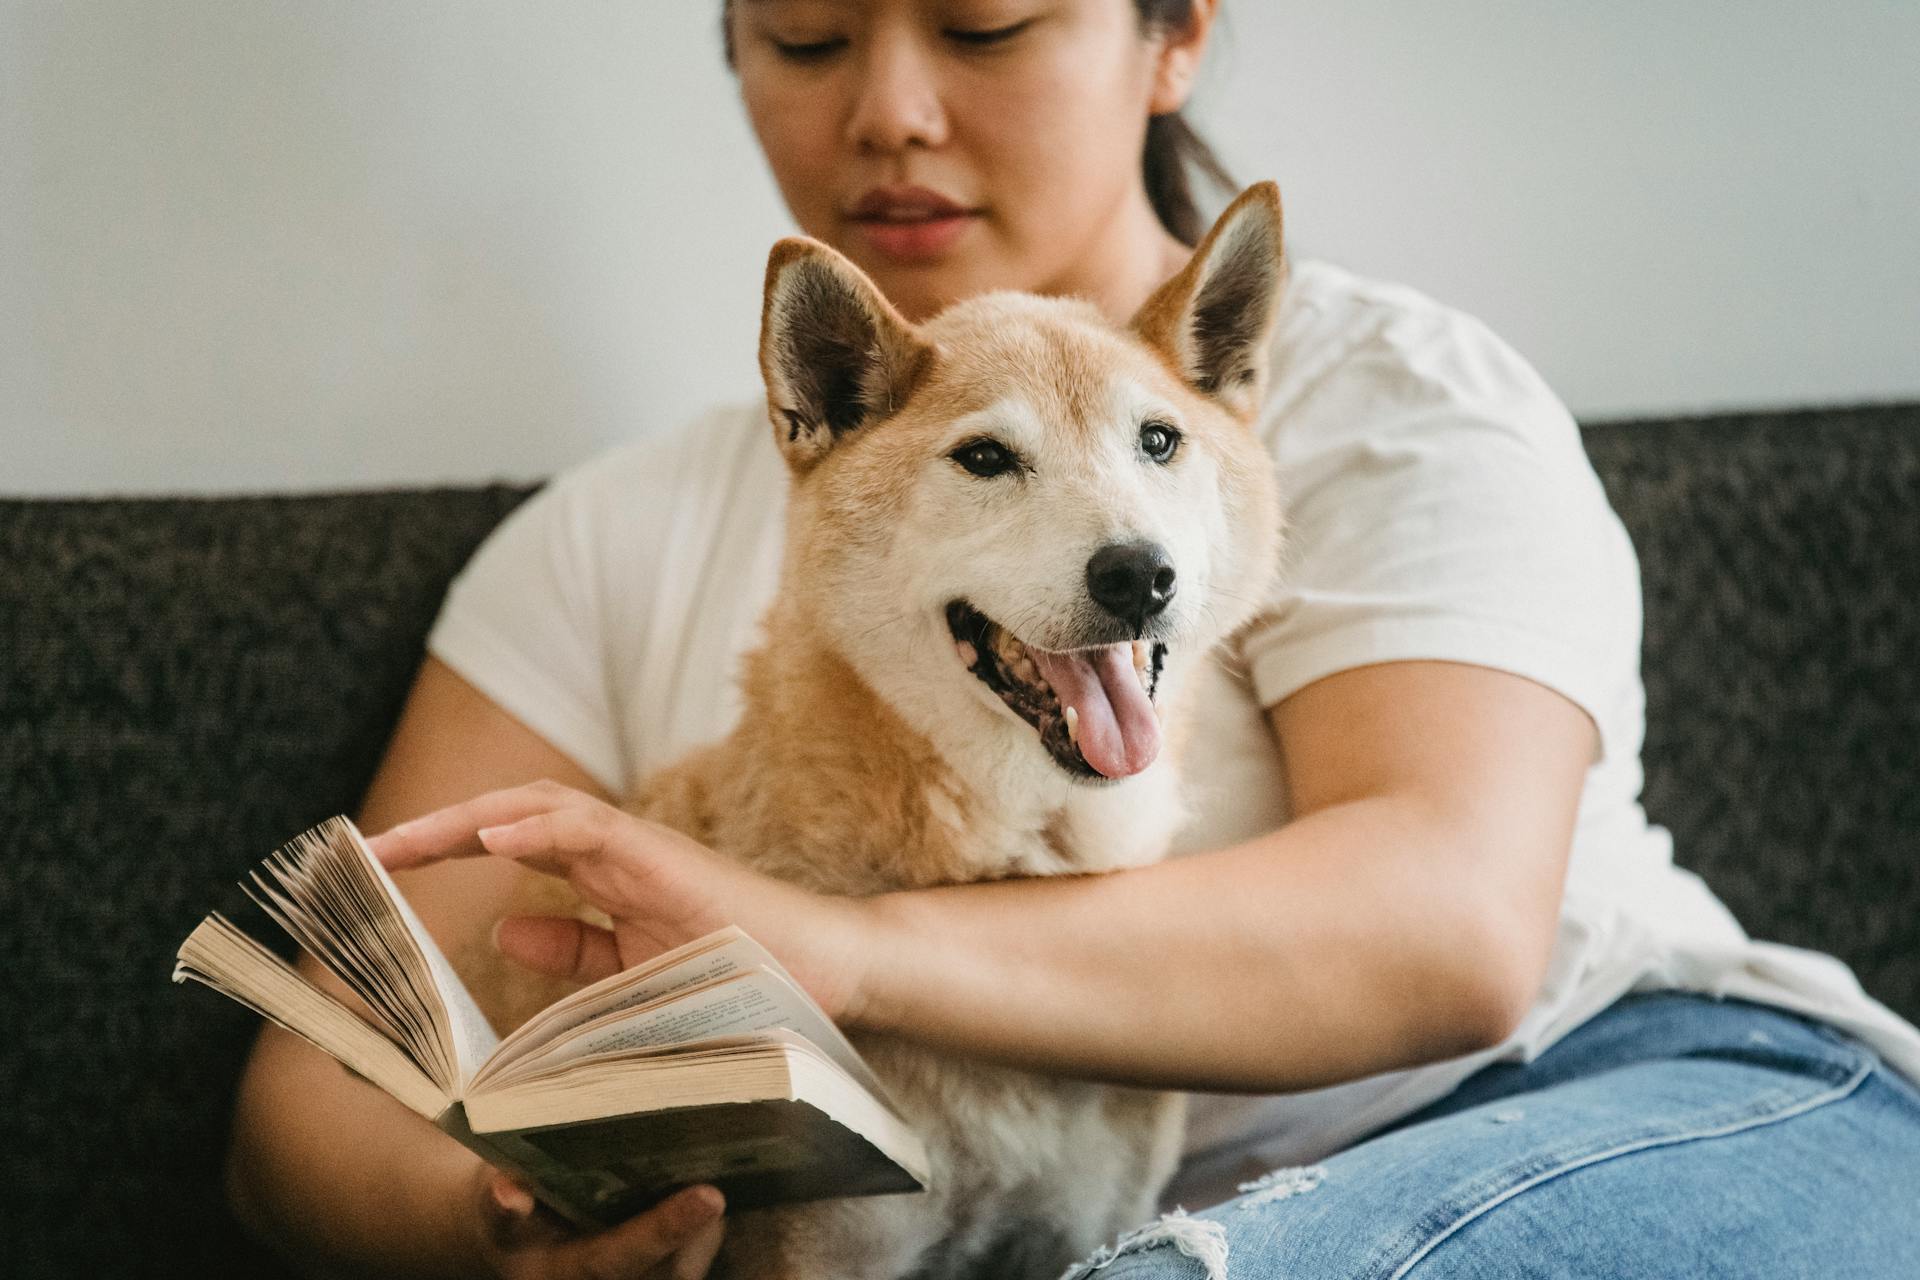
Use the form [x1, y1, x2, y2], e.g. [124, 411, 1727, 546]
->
[844, 25, 950, 153]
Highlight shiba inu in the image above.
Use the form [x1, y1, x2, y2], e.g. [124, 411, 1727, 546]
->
[477, 182, 1287, 1278]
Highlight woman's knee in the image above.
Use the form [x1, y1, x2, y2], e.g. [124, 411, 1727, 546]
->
[1056, 1034, 1915, 1279]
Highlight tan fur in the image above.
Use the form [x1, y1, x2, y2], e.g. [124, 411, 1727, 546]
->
[465, 184, 1289, 1278]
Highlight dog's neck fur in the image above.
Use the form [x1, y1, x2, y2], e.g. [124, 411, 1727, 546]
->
[638, 594, 1189, 898]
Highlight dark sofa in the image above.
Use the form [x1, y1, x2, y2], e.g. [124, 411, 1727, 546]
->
[4, 403, 1916, 1276]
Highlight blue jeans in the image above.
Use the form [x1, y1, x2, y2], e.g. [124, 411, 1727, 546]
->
[1063, 993, 1920, 1278]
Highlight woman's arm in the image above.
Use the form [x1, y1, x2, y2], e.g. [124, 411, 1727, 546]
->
[853, 658, 1595, 1090]
[224, 656, 725, 1278]
[378, 657, 1595, 1096]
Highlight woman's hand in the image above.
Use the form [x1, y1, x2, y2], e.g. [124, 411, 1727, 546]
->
[470, 1166, 726, 1280]
[367, 779, 874, 1021]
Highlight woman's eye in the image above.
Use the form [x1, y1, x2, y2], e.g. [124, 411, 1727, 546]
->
[1139, 421, 1181, 464]
[944, 19, 1033, 48]
[950, 439, 1020, 478]
[770, 35, 847, 62]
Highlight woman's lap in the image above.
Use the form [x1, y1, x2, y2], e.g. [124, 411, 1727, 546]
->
[1064, 993, 1920, 1279]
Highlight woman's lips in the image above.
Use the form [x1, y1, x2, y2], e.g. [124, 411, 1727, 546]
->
[850, 211, 978, 263]
[845, 185, 980, 263]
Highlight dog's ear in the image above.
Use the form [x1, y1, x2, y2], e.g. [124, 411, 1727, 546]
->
[759, 237, 936, 474]
[1130, 181, 1286, 422]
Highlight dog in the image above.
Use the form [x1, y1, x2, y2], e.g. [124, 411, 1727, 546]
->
[475, 181, 1287, 1278]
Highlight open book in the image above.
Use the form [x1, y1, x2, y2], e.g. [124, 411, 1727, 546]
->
[174, 816, 928, 1228]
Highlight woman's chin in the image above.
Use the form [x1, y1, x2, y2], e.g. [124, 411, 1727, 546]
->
[816, 223, 1006, 315]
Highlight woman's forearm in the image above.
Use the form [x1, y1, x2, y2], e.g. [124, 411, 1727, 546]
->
[227, 1025, 486, 1279]
[851, 793, 1556, 1092]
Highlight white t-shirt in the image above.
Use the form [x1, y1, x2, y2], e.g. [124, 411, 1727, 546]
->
[426, 258, 1920, 1208]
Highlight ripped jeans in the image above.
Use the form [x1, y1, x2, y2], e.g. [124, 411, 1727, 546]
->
[1059, 993, 1920, 1279]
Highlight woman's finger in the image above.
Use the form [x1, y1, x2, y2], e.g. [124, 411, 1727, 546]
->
[549, 1185, 725, 1279]
[476, 1166, 570, 1252]
[472, 806, 666, 904]
[667, 1213, 727, 1280]
[495, 915, 624, 985]
[488, 1170, 536, 1219]
[366, 779, 594, 869]
[471, 805, 623, 871]
[474, 808, 713, 933]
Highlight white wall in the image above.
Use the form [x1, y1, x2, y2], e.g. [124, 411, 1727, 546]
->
[5, 2, 1916, 496]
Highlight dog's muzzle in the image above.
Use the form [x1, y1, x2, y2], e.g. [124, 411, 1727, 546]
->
[945, 600, 1167, 781]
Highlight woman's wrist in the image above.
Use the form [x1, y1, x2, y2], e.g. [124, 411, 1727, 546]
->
[809, 888, 906, 1031]
[838, 885, 968, 1039]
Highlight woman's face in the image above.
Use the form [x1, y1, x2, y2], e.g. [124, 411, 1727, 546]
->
[731, 0, 1190, 322]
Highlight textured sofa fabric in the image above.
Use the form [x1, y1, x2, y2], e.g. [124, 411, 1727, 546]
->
[3, 404, 1916, 1276]
[2, 486, 531, 1276]
[1583, 405, 1919, 1006]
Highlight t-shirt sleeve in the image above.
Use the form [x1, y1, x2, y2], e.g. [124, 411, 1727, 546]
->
[425, 458, 633, 796]
[1238, 303, 1638, 763]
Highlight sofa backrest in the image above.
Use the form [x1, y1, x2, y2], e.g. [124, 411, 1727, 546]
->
[2, 486, 530, 1274]
[1582, 403, 1919, 1017]
[2, 403, 1915, 1274]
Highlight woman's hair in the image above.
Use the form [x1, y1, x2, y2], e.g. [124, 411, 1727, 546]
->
[720, 1, 1235, 246]
[1133, 1, 1236, 246]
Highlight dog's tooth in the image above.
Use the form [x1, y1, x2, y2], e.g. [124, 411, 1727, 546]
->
[1064, 705, 1079, 745]
[955, 640, 977, 668]
[1132, 640, 1149, 673]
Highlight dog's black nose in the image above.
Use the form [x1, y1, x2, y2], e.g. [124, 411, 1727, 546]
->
[1086, 541, 1177, 626]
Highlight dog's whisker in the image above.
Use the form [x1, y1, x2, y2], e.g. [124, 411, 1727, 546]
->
[1200, 646, 1243, 678]
[850, 610, 917, 644]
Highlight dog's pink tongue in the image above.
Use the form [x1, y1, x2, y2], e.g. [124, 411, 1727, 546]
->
[1031, 644, 1161, 779]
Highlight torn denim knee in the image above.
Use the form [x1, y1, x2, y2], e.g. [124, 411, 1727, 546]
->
[1056, 1208, 1230, 1280]
[1052, 1164, 1328, 1278]
[1234, 1163, 1326, 1207]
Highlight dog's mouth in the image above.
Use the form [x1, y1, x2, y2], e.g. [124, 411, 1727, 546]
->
[945, 600, 1168, 782]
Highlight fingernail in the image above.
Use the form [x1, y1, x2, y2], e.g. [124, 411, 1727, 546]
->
[489, 918, 506, 953]
[477, 824, 504, 846]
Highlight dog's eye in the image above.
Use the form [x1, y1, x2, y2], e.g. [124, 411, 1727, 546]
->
[1139, 421, 1181, 464]
[950, 439, 1021, 478]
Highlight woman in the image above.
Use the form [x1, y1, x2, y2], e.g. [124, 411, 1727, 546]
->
[226, 2, 1920, 1276]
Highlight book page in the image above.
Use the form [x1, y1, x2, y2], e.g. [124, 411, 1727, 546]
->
[483, 965, 894, 1105]
[242, 816, 498, 1090]
[481, 928, 775, 1079]
[484, 1028, 829, 1097]
[479, 927, 898, 1114]
[174, 914, 447, 1119]
[349, 820, 501, 1081]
